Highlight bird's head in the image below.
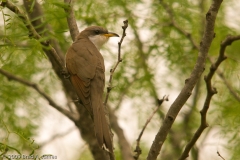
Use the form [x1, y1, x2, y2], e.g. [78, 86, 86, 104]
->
[80, 26, 119, 50]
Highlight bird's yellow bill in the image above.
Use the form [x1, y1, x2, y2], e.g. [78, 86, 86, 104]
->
[104, 32, 119, 37]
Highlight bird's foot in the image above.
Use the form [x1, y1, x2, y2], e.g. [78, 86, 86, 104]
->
[61, 69, 70, 79]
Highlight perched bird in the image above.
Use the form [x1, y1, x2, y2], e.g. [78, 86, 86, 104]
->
[65, 26, 119, 152]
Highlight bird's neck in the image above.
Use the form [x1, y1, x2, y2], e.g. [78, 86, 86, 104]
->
[88, 35, 109, 50]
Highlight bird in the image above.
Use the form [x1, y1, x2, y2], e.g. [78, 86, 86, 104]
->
[65, 26, 119, 153]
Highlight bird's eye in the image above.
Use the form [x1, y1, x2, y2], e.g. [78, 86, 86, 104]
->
[94, 30, 100, 34]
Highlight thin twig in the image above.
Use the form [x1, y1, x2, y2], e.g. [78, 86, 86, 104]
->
[217, 151, 225, 160]
[134, 96, 169, 160]
[104, 20, 128, 106]
[64, 0, 79, 41]
[0, 69, 77, 122]
[178, 34, 240, 160]
[104, 21, 128, 160]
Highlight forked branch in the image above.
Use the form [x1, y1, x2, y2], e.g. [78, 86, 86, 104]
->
[178, 34, 240, 160]
[147, 1, 223, 159]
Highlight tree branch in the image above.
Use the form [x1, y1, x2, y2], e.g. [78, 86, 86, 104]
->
[104, 20, 128, 106]
[64, 0, 79, 41]
[134, 96, 169, 160]
[103, 20, 128, 160]
[22, 0, 76, 112]
[0, 68, 77, 122]
[178, 34, 240, 160]
[147, 1, 223, 159]
[178, 34, 234, 160]
[209, 35, 240, 103]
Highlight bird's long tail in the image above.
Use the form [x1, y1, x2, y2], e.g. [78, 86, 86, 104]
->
[93, 101, 113, 153]
[70, 72, 113, 152]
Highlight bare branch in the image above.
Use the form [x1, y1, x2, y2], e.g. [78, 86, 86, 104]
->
[102, 21, 128, 160]
[147, 1, 223, 159]
[0, 69, 77, 122]
[104, 20, 128, 106]
[64, 0, 79, 41]
[209, 35, 240, 102]
[134, 96, 169, 160]
[178, 34, 240, 160]
[217, 151, 226, 160]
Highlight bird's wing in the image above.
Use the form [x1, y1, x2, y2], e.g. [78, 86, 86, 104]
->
[68, 39, 98, 79]
[66, 39, 98, 114]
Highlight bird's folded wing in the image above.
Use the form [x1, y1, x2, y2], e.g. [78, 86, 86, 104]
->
[66, 41, 98, 114]
[68, 40, 98, 79]
[70, 75, 92, 114]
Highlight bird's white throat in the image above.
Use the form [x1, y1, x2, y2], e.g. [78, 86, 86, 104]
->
[89, 35, 109, 50]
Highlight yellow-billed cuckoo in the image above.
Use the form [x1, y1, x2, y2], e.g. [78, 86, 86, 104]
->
[65, 26, 119, 152]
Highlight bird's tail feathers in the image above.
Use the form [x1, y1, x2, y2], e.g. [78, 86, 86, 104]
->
[93, 103, 113, 153]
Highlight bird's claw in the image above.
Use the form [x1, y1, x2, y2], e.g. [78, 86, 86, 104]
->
[61, 69, 70, 79]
